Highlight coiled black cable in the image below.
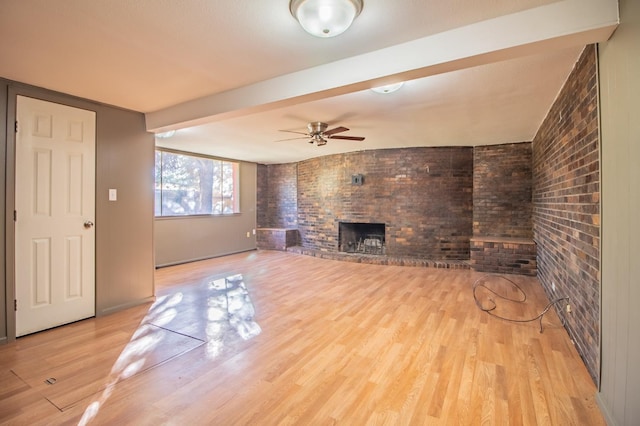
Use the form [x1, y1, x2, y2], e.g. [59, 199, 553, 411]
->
[472, 274, 568, 333]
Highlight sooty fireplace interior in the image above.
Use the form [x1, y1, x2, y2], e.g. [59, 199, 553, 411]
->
[339, 222, 385, 255]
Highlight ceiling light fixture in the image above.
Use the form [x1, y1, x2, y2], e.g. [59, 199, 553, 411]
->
[290, 0, 363, 38]
[155, 130, 176, 139]
[371, 82, 404, 94]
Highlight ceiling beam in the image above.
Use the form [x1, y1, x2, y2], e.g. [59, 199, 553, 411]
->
[146, 0, 618, 133]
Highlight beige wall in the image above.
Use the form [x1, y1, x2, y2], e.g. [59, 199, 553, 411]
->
[154, 161, 257, 267]
[1, 79, 155, 341]
[598, 0, 640, 424]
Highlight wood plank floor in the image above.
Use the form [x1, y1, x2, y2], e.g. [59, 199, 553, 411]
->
[0, 250, 604, 425]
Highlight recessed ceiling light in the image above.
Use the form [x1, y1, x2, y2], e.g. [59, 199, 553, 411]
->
[371, 82, 404, 94]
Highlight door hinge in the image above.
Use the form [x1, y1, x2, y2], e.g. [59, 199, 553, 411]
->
[15, 120, 18, 133]
[14, 299, 17, 311]
[13, 210, 17, 222]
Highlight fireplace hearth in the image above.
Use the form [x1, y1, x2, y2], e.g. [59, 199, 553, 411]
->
[339, 222, 385, 255]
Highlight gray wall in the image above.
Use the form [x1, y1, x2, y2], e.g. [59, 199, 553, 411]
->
[0, 82, 7, 343]
[154, 161, 257, 267]
[598, 0, 640, 424]
[1, 79, 155, 341]
[94, 104, 155, 315]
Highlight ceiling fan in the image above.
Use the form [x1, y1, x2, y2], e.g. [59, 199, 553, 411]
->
[278, 122, 365, 146]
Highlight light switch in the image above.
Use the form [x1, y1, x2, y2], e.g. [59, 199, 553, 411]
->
[109, 189, 117, 201]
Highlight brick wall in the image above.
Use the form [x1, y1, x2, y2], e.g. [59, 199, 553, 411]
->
[473, 143, 532, 238]
[532, 45, 600, 384]
[256, 163, 298, 228]
[297, 147, 473, 259]
[470, 238, 537, 276]
[256, 228, 299, 251]
[256, 164, 268, 227]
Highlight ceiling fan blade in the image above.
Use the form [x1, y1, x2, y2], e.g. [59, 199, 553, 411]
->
[328, 135, 365, 141]
[324, 126, 349, 136]
[279, 129, 309, 136]
[274, 136, 311, 142]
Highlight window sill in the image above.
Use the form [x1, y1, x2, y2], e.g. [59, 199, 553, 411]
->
[155, 213, 242, 220]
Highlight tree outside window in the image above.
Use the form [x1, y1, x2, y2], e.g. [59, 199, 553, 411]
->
[155, 150, 239, 216]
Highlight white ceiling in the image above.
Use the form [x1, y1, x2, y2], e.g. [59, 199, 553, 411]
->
[0, 0, 618, 164]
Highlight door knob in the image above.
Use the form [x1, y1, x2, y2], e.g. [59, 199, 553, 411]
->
[84, 221, 94, 229]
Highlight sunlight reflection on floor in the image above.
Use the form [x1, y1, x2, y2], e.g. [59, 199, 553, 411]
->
[205, 274, 261, 358]
[78, 273, 260, 425]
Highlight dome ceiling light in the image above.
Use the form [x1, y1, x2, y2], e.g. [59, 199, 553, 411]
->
[290, 0, 364, 38]
[371, 82, 404, 94]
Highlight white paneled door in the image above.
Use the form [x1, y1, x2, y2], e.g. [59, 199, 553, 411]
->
[15, 96, 96, 337]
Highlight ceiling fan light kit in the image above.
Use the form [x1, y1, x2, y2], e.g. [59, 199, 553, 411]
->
[312, 134, 328, 146]
[290, 0, 363, 38]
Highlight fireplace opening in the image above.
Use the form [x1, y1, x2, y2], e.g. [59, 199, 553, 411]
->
[339, 222, 385, 255]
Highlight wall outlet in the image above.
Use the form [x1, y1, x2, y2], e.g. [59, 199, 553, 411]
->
[246, 231, 250, 238]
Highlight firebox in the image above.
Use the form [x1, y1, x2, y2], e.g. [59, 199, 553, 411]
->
[339, 222, 385, 255]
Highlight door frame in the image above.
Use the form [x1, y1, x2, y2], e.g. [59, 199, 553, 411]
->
[4, 86, 98, 342]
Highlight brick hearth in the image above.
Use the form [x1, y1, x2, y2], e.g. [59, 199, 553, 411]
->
[285, 246, 470, 269]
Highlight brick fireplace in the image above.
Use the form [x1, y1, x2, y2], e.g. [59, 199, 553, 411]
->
[339, 222, 385, 254]
[257, 143, 535, 264]
[258, 147, 474, 260]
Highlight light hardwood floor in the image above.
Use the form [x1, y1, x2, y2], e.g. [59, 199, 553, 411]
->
[0, 250, 604, 425]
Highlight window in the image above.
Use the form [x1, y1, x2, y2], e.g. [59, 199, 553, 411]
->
[155, 150, 239, 216]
